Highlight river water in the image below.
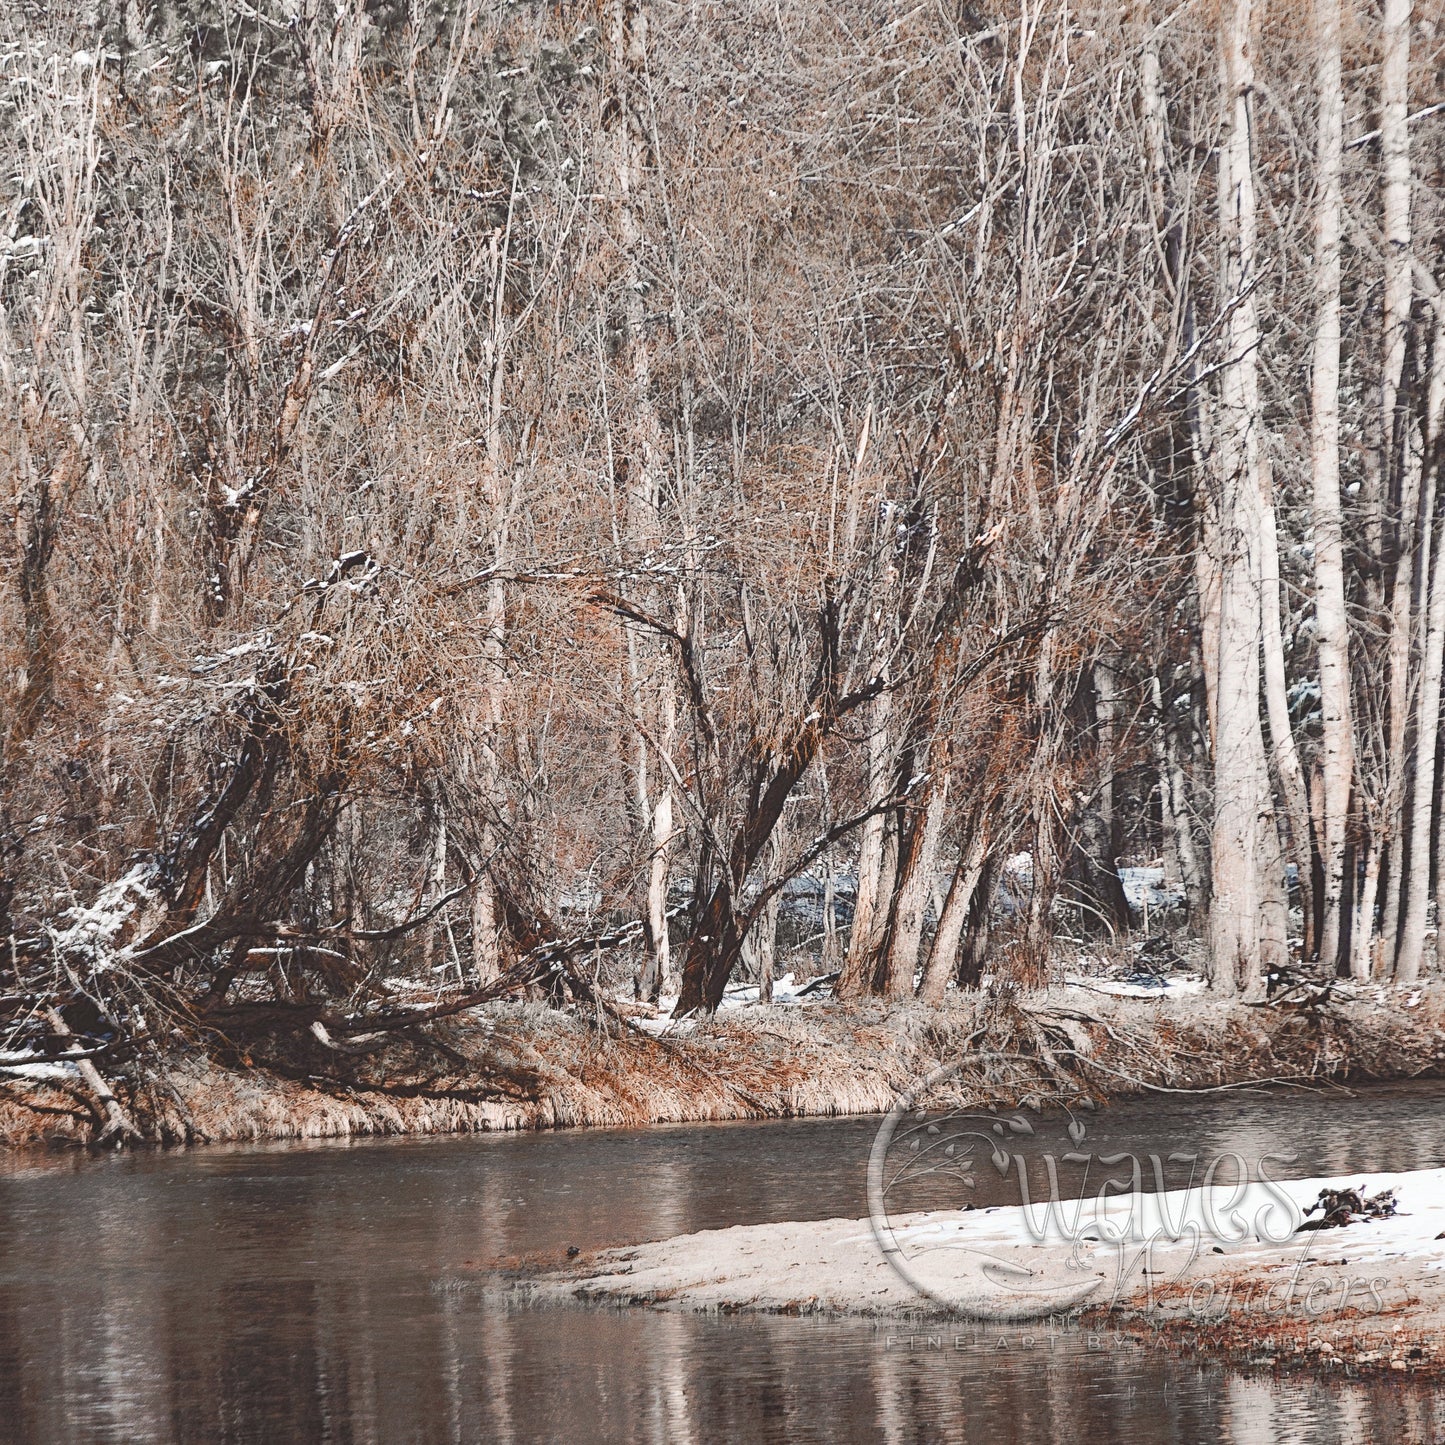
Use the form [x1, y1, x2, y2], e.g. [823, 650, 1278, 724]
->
[3, 1082, 1445, 1442]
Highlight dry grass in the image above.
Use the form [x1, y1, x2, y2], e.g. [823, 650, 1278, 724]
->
[5, 982, 1445, 1150]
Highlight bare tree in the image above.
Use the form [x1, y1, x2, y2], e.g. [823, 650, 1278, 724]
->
[1309, 0, 1354, 973]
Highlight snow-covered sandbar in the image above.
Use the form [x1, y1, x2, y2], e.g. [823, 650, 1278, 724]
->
[550, 1167, 1445, 1372]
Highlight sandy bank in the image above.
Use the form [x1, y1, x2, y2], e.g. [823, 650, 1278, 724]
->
[4, 981, 1445, 1150]
[552, 1165, 1445, 1376]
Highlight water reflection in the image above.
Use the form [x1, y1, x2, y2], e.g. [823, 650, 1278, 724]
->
[2, 1082, 1445, 1442]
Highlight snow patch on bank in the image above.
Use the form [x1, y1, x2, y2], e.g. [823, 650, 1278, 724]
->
[866, 1166, 1445, 1270]
[563, 1163, 1445, 1334]
[0, 1061, 82, 1081]
[633, 972, 825, 1034]
[1063, 973, 1207, 999]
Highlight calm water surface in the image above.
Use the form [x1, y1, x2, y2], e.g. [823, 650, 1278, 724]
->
[4, 1082, 1445, 1442]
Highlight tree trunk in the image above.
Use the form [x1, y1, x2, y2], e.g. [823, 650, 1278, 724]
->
[879, 768, 949, 998]
[674, 882, 745, 1016]
[1380, 405, 1425, 972]
[1380, 0, 1414, 526]
[1309, 0, 1353, 972]
[1080, 657, 1131, 930]
[918, 824, 987, 1002]
[45, 1008, 143, 1146]
[837, 689, 893, 999]
[1020, 774, 1063, 985]
[1139, 0, 1210, 940]
[471, 520, 508, 984]
[872, 807, 902, 971]
[1209, 0, 1281, 997]
[956, 852, 1001, 989]
[1354, 0, 1413, 617]
[674, 710, 834, 1014]
[1366, 0, 1415, 977]
[471, 872, 501, 986]
[743, 827, 786, 1002]
[1397, 301, 1445, 982]
[1353, 846, 1382, 981]
[424, 794, 448, 978]
[750, 888, 780, 1004]
[639, 782, 675, 1000]
[1258, 459, 1315, 955]
[1254, 763, 1290, 995]
[606, 0, 678, 1005]
[9, 478, 58, 752]
[1151, 668, 1208, 926]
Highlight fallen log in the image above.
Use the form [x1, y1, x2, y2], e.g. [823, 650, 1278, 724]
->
[44, 1009, 144, 1146]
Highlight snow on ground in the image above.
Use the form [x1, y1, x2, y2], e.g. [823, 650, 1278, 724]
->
[1118, 865, 1186, 916]
[46, 862, 156, 971]
[628, 1011, 684, 1036]
[1063, 972, 1207, 999]
[631, 972, 824, 1034]
[716, 972, 820, 1008]
[870, 1166, 1445, 1266]
[0, 1060, 82, 1081]
[861, 1165, 1445, 1325]
[564, 1165, 1445, 1337]
[629, 957, 1213, 1032]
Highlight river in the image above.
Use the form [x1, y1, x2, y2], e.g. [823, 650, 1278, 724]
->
[3, 1081, 1445, 1442]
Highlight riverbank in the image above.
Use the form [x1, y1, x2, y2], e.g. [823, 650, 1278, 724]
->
[4, 980, 1445, 1150]
[548, 1164, 1445, 1378]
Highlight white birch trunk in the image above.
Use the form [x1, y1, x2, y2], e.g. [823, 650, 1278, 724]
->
[1309, 0, 1353, 971]
[1381, 0, 1414, 477]
[822, 868, 839, 973]
[1372, 0, 1415, 974]
[1398, 301, 1445, 982]
[754, 890, 780, 1004]
[1380, 409, 1424, 970]
[1353, 848, 1383, 981]
[1259, 459, 1314, 948]
[646, 781, 675, 994]
[918, 827, 988, 1003]
[607, 0, 677, 1000]
[1209, 0, 1279, 997]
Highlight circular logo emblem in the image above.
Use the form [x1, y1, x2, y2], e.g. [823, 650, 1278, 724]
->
[867, 1057, 1106, 1320]
[868, 1055, 1308, 1322]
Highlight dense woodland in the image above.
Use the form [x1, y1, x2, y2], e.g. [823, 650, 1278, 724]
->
[2, 0, 1445, 1105]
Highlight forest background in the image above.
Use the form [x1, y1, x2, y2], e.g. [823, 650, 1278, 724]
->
[3, 1, 1444, 1118]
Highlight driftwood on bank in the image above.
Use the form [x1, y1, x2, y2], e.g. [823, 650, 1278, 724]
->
[41, 1009, 142, 1145]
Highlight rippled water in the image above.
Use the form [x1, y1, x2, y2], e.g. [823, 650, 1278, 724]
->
[3, 1082, 1445, 1442]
